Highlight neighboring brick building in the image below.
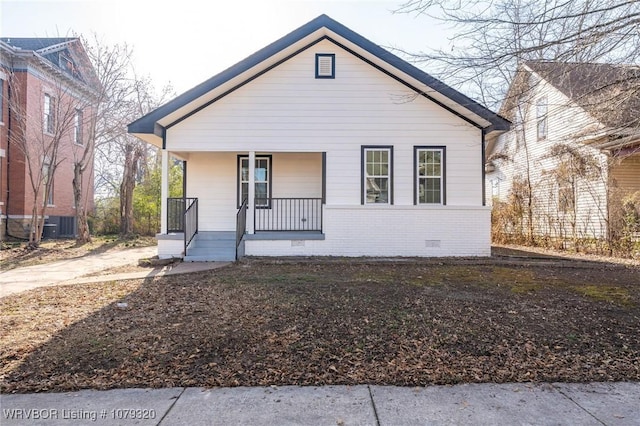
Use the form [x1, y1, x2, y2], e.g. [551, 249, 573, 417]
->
[0, 37, 99, 240]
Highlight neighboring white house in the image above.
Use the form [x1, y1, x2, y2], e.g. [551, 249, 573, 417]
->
[486, 61, 640, 242]
[128, 14, 509, 260]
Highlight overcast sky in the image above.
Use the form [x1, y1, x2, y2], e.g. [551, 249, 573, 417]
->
[1, 0, 454, 95]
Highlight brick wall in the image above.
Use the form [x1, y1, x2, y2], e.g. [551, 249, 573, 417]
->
[243, 206, 491, 257]
[2, 69, 94, 237]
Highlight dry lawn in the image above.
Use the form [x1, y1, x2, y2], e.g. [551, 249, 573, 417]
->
[1, 258, 639, 393]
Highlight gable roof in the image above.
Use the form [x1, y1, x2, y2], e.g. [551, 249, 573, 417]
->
[0, 37, 101, 94]
[128, 14, 509, 146]
[0, 37, 76, 53]
[525, 61, 640, 131]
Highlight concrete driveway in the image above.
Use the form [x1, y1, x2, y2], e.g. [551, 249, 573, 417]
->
[0, 246, 156, 297]
[0, 246, 230, 298]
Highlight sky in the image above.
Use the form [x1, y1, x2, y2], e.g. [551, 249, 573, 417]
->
[0, 0, 455, 95]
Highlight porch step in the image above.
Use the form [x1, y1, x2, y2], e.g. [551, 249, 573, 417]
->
[184, 231, 236, 262]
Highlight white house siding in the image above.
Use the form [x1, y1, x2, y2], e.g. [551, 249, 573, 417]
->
[245, 206, 491, 257]
[164, 38, 487, 256]
[168, 38, 483, 208]
[186, 152, 322, 231]
[487, 74, 610, 238]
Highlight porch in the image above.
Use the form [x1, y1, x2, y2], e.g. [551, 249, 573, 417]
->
[165, 197, 324, 261]
[157, 151, 325, 261]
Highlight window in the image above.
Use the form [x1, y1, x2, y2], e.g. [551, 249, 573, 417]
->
[0, 78, 4, 124]
[74, 109, 83, 145]
[44, 94, 55, 133]
[42, 160, 53, 205]
[558, 177, 575, 214]
[315, 53, 335, 79]
[238, 155, 271, 207]
[415, 146, 445, 205]
[0, 149, 4, 204]
[361, 146, 392, 204]
[537, 97, 547, 140]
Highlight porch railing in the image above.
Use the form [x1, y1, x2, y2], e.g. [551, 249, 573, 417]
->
[236, 198, 248, 259]
[167, 197, 198, 233]
[184, 198, 198, 255]
[254, 198, 322, 232]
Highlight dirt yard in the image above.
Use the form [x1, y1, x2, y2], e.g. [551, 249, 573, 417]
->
[0, 236, 156, 271]
[1, 257, 638, 393]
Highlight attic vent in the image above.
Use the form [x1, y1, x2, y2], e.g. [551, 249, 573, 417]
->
[315, 53, 335, 79]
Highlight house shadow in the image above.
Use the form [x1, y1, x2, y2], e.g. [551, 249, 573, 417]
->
[1, 274, 240, 393]
[491, 246, 569, 260]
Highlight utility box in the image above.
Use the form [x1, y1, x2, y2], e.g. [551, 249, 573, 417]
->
[42, 223, 58, 240]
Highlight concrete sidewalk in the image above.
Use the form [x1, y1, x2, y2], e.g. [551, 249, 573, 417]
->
[1, 382, 638, 425]
[0, 246, 229, 297]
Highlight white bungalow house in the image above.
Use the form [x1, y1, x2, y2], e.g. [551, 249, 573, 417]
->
[128, 15, 509, 261]
[486, 61, 640, 242]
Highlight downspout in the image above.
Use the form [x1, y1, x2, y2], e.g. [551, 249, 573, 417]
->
[481, 128, 487, 207]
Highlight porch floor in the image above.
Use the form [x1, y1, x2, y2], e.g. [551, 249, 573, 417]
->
[245, 231, 325, 240]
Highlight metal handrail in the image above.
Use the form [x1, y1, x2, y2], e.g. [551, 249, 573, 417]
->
[167, 197, 197, 233]
[184, 198, 198, 255]
[254, 197, 322, 232]
[235, 198, 248, 259]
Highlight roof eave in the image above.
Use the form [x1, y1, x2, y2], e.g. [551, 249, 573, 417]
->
[128, 14, 508, 137]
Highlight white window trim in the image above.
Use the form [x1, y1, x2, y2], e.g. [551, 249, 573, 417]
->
[73, 109, 83, 145]
[0, 76, 5, 126]
[43, 93, 55, 135]
[238, 155, 271, 208]
[537, 97, 548, 140]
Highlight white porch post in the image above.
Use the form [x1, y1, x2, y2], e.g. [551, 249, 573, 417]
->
[247, 151, 255, 234]
[160, 149, 169, 234]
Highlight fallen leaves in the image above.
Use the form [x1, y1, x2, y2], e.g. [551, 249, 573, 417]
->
[1, 260, 639, 393]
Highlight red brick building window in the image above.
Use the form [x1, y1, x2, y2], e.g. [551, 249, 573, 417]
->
[74, 109, 83, 145]
[44, 93, 55, 133]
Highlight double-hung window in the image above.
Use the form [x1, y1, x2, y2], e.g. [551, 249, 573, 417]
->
[537, 97, 548, 140]
[44, 93, 55, 133]
[42, 159, 54, 205]
[415, 146, 445, 205]
[0, 78, 4, 124]
[74, 109, 83, 145]
[361, 146, 393, 204]
[238, 155, 271, 207]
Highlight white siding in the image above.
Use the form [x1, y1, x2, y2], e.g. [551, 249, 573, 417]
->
[487, 75, 611, 238]
[187, 152, 322, 231]
[161, 38, 488, 257]
[169, 38, 483, 208]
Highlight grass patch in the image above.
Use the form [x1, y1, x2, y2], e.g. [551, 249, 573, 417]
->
[571, 285, 634, 307]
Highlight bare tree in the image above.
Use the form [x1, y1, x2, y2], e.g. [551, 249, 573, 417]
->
[78, 35, 140, 243]
[83, 37, 172, 238]
[396, 0, 640, 108]
[118, 75, 172, 237]
[7, 69, 95, 248]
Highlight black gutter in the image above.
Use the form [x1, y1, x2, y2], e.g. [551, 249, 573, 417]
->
[481, 129, 487, 207]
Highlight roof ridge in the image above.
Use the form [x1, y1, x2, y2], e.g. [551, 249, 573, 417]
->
[129, 14, 509, 136]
